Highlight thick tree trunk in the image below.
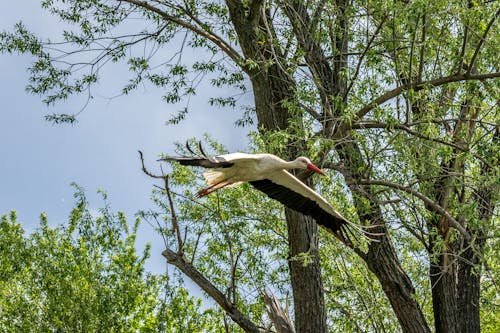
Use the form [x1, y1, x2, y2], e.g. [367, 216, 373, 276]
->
[429, 259, 459, 333]
[365, 238, 431, 333]
[250, 68, 295, 131]
[285, 209, 327, 333]
[413, 84, 492, 333]
[457, 244, 482, 333]
[424, 155, 462, 333]
[457, 142, 497, 333]
[226, 3, 328, 330]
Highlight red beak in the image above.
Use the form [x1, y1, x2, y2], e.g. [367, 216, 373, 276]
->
[307, 163, 326, 176]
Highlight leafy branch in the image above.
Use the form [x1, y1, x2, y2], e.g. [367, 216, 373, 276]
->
[352, 71, 500, 123]
[119, 0, 244, 67]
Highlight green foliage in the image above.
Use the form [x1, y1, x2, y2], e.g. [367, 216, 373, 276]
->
[0, 186, 219, 332]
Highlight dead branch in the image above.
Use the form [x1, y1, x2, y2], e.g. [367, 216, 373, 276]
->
[162, 249, 262, 333]
[140, 151, 261, 332]
[138, 150, 184, 252]
[263, 292, 295, 333]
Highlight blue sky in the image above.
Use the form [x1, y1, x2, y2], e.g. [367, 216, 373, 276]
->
[0, 3, 251, 274]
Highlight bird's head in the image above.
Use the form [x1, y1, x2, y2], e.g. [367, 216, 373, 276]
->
[294, 157, 326, 176]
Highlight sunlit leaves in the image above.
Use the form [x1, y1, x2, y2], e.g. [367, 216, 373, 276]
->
[0, 187, 220, 332]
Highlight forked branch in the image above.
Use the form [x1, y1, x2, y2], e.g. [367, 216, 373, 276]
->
[163, 249, 262, 333]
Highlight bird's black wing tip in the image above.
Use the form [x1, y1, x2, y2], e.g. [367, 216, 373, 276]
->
[158, 155, 234, 168]
[338, 222, 385, 245]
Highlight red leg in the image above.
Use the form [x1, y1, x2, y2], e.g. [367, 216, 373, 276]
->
[196, 181, 232, 197]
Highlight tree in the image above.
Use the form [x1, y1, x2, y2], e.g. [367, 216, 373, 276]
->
[1, 1, 499, 332]
[0, 186, 220, 332]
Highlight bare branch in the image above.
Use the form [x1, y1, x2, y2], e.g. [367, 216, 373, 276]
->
[298, 102, 321, 120]
[280, 0, 337, 114]
[350, 121, 468, 152]
[164, 175, 184, 252]
[354, 179, 471, 241]
[457, 18, 469, 73]
[138, 151, 184, 251]
[346, 14, 388, 96]
[417, 14, 426, 83]
[263, 292, 295, 333]
[467, 8, 500, 75]
[138, 150, 164, 179]
[162, 249, 262, 333]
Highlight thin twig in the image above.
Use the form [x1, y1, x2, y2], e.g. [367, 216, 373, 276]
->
[346, 14, 388, 96]
[355, 179, 471, 241]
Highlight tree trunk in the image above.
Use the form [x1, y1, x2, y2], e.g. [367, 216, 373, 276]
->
[456, 244, 481, 333]
[337, 140, 431, 333]
[429, 258, 459, 333]
[226, 3, 328, 330]
[285, 209, 327, 333]
[366, 238, 431, 333]
[457, 137, 497, 333]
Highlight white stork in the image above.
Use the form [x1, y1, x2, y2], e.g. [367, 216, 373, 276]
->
[160, 143, 371, 243]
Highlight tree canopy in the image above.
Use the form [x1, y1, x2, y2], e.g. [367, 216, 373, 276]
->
[0, 185, 221, 332]
[1, 0, 499, 332]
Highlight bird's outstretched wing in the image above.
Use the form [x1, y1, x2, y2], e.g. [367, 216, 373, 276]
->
[250, 171, 357, 243]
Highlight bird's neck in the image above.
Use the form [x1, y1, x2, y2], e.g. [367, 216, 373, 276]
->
[283, 159, 300, 170]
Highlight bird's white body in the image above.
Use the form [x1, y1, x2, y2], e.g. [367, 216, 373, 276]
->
[204, 153, 289, 184]
[201, 153, 348, 223]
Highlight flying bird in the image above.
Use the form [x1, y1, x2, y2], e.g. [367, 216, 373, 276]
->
[160, 143, 373, 243]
